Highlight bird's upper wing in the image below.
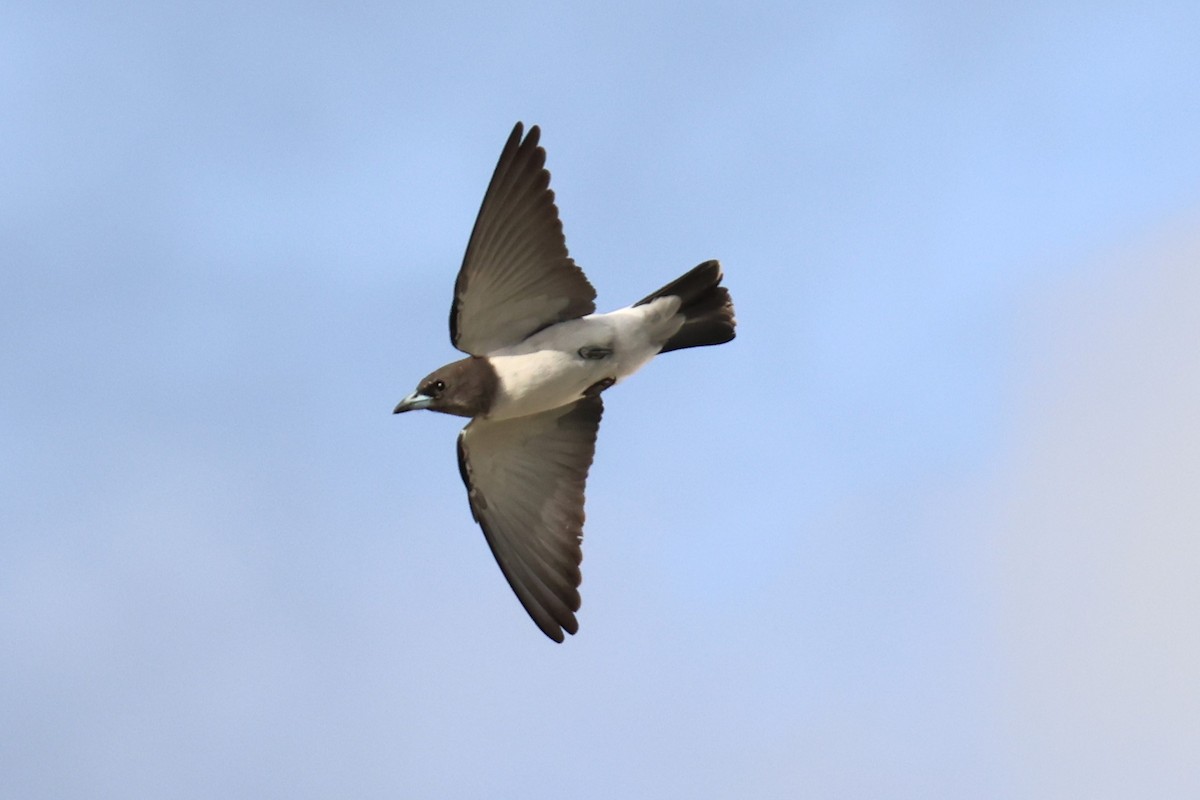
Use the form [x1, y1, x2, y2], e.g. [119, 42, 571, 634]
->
[456, 397, 602, 642]
[450, 122, 596, 355]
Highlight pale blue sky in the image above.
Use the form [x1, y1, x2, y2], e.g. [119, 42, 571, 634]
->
[4, 3, 1200, 798]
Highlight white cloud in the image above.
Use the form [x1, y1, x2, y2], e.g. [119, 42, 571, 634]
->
[992, 215, 1200, 797]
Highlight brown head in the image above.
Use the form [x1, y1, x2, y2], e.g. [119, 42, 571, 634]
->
[392, 356, 499, 419]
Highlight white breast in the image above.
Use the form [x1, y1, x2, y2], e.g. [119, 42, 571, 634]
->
[483, 299, 683, 421]
[486, 349, 599, 420]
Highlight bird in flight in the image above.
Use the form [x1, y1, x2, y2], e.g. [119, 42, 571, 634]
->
[394, 122, 735, 642]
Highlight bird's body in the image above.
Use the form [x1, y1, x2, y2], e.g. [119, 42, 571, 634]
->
[485, 300, 681, 420]
[394, 122, 735, 641]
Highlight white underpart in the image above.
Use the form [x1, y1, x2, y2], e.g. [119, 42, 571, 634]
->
[484, 297, 683, 421]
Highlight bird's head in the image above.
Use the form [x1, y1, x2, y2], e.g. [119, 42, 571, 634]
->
[393, 356, 498, 418]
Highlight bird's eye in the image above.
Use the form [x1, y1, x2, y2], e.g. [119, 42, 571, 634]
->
[428, 379, 446, 396]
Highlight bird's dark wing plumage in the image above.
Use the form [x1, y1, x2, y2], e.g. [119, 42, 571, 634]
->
[450, 122, 596, 355]
[456, 397, 602, 642]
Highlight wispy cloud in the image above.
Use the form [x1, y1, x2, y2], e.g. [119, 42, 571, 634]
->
[992, 216, 1200, 797]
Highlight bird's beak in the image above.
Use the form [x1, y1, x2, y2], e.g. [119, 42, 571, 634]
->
[393, 392, 434, 414]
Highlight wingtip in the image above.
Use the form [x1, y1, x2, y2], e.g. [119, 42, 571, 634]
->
[540, 617, 577, 644]
[508, 120, 540, 146]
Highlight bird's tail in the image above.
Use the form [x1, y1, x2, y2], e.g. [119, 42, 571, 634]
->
[636, 260, 736, 354]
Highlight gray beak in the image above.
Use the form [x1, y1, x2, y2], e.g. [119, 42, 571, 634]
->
[393, 392, 434, 414]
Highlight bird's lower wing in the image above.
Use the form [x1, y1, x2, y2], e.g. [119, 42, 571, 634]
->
[456, 397, 603, 642]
